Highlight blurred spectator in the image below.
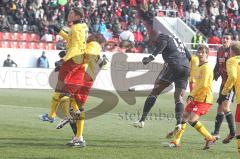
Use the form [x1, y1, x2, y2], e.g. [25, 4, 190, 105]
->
[128, 21, 137, 32]
[56, 39, 66, 50]
[37, 51, 49, 68]
[137, 20, 147, 33]
[0, 14, 10, 32]
[41, 30, 54, 42]
[98, 19, 112, 40]
[112, 19, 122, 36]
[3, 54, 17, 67]
[142, 30, 149, 53]
[134, 28, 143, 46]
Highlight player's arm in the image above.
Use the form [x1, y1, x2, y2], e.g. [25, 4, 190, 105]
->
[59, 30, 69, 42]
[213, 54, 220, 81]
[221, 59, 238, 95]
[142, 35, 168, 65]
[190, 65, 211, 98]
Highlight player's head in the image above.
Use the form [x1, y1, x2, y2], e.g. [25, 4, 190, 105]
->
[197, 45, 209, 63]
[222, 32, 232, 48]
[87, 33, 106, 44]
[67, 7, 84, 23]
[230, 41, 240, 56]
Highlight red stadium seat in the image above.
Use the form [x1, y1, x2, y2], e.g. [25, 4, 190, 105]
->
[2, 32, 11, 40]
[0, 32, 2, 41]
[19, 42, 29, 49]
[39, 42, 47, 49]
[30, 33, 40, 42]
[46, 43, 56, 50]
[20, 33, 30, 41]
[0, 41, 11, 48]
[10, 41, 20, 48]
[29, 42, 38, 49]
[11, 33, 21, 41]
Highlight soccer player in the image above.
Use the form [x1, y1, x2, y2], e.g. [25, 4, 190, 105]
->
[212, 32, 235, 143]
[57, 33, 106, 147]
[39, 7, 88, 122]
[168, 45, 216, 150]
[218, 41, 240, 154]
[133, 32, 190, 133]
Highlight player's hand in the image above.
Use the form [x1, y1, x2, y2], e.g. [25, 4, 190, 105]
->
[54, 59, 64, 72]
[53, 24, 62, 34]
[217, 94, 227, 105]
[142, 55, 154, 65]
[186, 95, 194, 103]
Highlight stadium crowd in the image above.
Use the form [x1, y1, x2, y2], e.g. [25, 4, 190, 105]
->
[0, 0, 239, 51]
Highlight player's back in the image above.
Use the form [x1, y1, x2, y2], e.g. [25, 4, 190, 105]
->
[227, 56, 240, 104]
[157, 34, 189, 67]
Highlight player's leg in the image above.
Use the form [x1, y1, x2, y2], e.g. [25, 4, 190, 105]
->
[212, 103, 224, 139]
[169, 65, 189, 132]
[235, 104, 240, 154]
[222, 91, 235, 144]
[134, 63, 172, 128]
[167, 111, 189, 147]
[188, 102, 215, 150]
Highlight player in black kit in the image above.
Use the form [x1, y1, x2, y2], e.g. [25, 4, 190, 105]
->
[133, 32, 191, 135]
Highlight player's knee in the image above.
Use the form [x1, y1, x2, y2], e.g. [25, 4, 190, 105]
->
[52, 92, 61, 101]
[60, 96, 70, 103]
[188, 120, 198, 127]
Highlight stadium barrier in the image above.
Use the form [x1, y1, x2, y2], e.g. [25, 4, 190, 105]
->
[0, 48, 222, 92]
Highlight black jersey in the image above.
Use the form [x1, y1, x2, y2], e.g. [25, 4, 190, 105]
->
[152, 34, 190, 68]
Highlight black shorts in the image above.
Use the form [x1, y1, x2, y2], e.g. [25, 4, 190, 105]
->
[155, 63, 189, 89]
[217, 84, 235, 104]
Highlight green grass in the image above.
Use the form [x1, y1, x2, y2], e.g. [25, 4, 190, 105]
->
[0, 89, 238, 159]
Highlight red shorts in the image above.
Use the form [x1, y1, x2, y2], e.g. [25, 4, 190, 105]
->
[185, 101, 212, 116]
[235, 104, 240, 122]
[64, 65, 93, 104]
[58, 59, 80, 81]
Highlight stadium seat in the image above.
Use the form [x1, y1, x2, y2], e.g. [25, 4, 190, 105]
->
[11, 33, 21, 41]
[20, 33, 30, 41]
[0, 32, 2, 41]
[10, 41, 20, 48]
[0, 41, 11, 48]
[30, 33, 40, 42]
[2, 32, 11, 40]
[46, 43, 56, 50]
[19, 42, 29, 49]
[29, 42, 39, 49]
[39, 42, 47, 49]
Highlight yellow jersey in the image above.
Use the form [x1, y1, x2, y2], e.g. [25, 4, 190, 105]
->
[59, 23, 88, 62]
[189, 55, 199, 83]
[190, 62, 213, 104]
[83, 41, 102, 79]
[222, 56, 240, 104]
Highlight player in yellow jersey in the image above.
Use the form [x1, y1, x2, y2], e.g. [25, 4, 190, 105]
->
[39, 7, 89, 122]
[167, 45, 216, 150]
[218, 41, 240, 154]
[56, 33, 106, 147]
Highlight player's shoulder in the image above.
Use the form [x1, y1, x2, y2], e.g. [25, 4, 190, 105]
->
[227, 56, 240, 64]
[85, 41, 101, 55]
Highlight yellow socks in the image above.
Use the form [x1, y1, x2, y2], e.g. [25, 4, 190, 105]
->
[192, 121, 212, 140]
[237, 136, 240, 154]
[76, 112, 85, 138]
[48, 92, 61, 118]
[174, 123, 187, 145]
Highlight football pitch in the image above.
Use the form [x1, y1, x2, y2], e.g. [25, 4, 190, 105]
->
[0, 89, 238, 159]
